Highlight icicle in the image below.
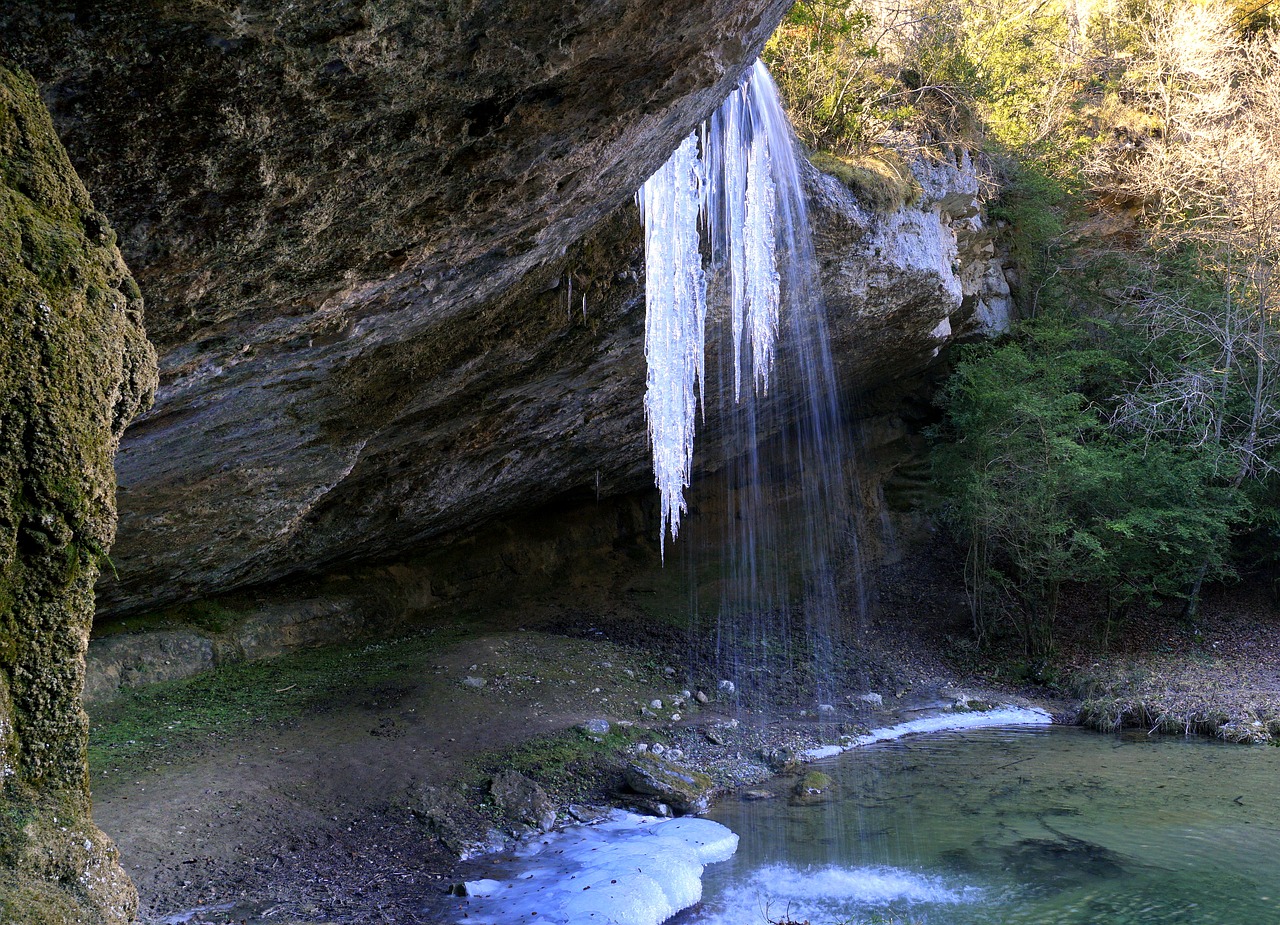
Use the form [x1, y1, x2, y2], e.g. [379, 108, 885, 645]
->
[637, 59, 797, 554]
[743, 128, 779, 395]
[637, 133, 707, 558]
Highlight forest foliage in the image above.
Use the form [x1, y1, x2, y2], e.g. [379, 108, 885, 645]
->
[765, 0, 1280, 653]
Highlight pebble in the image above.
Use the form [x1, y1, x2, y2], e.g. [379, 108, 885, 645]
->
[818, 703, 836, 714]
[649, 699, 663, 710]
[857, 692, 884, 706]
[580, 718, 610, 736]
[717, 680, 735, 694]
[694, 691, 709, 704]
[670, 713, 681, 722]
[650, 743, 665, 755]
[462, 677, 486, 688]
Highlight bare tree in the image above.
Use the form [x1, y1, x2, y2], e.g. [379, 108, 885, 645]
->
[1099, 3, 1280, 612]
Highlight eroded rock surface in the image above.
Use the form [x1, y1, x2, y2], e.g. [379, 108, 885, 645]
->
[0, 64, 156, 925]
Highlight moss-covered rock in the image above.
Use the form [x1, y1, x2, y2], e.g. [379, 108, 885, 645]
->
[623, 752, 715, 815]
[810, 148, 923, 213]
[0, 63, 156, 923]
[790, 769, 835, 805]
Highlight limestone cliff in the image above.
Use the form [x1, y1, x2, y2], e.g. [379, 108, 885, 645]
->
[2, 2, 1008, 628]
[0, 65, 156, 924]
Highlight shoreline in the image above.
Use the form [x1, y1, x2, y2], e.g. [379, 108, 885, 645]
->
[86, 565, 1280, 924]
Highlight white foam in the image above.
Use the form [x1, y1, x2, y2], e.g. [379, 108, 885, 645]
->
[451, 811, 739, 925]
[801, 705, 1053, 760]
[692, 864, 977, 925]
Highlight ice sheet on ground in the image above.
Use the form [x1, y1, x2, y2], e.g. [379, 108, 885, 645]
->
[452, 811, 739, 925]
[802, 705, 1053, 760]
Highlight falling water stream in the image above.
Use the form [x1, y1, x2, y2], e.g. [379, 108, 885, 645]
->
[639, 58, 855, 710]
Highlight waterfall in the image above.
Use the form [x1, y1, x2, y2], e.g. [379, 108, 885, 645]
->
[638, 60, 795, 554]
[638, 60, 859, 707]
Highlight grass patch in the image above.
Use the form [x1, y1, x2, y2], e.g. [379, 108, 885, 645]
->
[88, 626, 468, 779]
[468, 725, 649, 806]
[810, 148, 922, 212]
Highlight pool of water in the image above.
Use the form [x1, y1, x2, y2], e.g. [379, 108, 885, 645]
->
[684, 726, 1280, 925]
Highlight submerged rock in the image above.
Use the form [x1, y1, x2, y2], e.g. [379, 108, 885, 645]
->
[623, 753, 716, 816]
[791, 770, 836, 806]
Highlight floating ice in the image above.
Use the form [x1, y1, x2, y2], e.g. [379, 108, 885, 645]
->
[451, 811, 739, 925]
[638, 60, 797, 553]
[801, 705, 1054, 760]
[692, 863, 978, 925]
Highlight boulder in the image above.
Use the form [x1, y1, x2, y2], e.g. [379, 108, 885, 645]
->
[791, 770, 836, 806]
[489, 770, 557, 833]
[623, 752, 715, 816]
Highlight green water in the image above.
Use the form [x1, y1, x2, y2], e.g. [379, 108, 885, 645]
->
[690, 726, 1280, 925]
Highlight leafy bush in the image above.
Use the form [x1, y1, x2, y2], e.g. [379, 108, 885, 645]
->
[933, 317, 1244, 654]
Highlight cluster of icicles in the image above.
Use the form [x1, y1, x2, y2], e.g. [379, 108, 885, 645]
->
[637, 60, 798, 556]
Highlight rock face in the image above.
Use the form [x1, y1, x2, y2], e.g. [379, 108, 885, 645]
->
[808, 146, 1011, 389]
[0, 65, 156, 924]
[3, 3, 1010, 625]
[0, 0, 794, 615]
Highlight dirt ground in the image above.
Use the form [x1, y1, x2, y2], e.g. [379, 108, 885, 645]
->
[87, 541, 1280, 925]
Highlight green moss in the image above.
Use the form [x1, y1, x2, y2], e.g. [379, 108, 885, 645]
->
[1, 62, 155, 922]
[796, 770, 832, 792]
[0, 876, 86, 925]
[810, 148, 923, 212]
[467, 725, 644, 807]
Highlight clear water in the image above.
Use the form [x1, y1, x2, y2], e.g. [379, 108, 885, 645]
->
[687, 727, 1280, 925]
